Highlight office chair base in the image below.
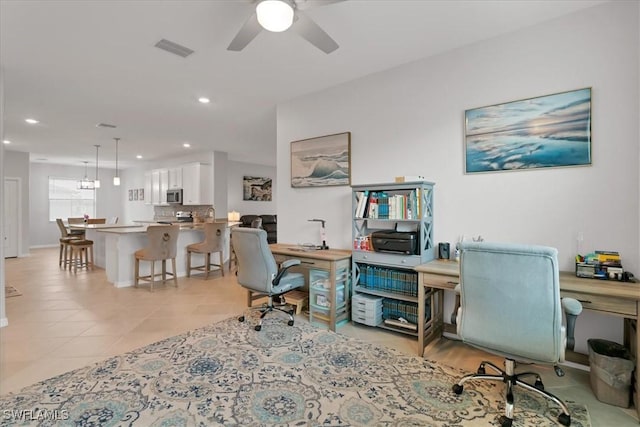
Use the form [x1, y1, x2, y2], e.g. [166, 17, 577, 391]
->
[452, 359, 572, 426]
[238, 300, 296, 331]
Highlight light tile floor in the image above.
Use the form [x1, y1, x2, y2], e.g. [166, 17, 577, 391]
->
[1, 248, 638, 426]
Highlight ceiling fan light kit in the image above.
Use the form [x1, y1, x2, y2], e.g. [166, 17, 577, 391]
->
[228, 0, 342, 54]
[256, 0, 294, 32]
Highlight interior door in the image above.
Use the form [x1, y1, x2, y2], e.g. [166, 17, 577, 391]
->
[3, 178, 19, 258]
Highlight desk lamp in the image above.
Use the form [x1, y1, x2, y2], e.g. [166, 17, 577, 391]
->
[308, 219, 329, 250]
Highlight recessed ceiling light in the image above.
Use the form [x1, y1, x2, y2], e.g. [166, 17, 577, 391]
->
[2, 140, 10, 144]
[198, 97, 210, 104]
[183, 143, 191, 148]
[136, 155, 143, 159]
[25, 118, 39, 124]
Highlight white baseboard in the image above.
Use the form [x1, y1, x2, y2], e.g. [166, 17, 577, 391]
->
[561, 360, 590, 372]
[30, 244, 58, 249]
[0, 317, 8, 328]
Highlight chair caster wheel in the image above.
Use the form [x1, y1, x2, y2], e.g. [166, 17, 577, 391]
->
[288, 320, 294, 326]
[534, 379, 545, 391]
[238, 316, 245, 322]
[499, 415, 513, 427]
[557, 413, 570, 426]
[452, 384, 463, 395]
[254, 325, 262, 331]
[477, 366, 486, 375]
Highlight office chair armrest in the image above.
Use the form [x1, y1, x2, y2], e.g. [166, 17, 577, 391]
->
[280, 259, 301, 269]
[562, 297, 583, 351]
[273, 259, 301, 286]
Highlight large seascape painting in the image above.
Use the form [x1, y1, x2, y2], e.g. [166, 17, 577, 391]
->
[291, 132, 351, 188]
[465, 88, 592, 173]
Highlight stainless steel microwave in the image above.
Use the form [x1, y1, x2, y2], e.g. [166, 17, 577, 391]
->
[167, 189, 183, 204]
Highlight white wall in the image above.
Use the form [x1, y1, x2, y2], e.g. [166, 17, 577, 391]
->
[29, 163, 123, 247]
[228, 161, 276, 216]
[1, 66, 6, 327]
[4, 150, 29, 256]
[276, 1, 639, 353]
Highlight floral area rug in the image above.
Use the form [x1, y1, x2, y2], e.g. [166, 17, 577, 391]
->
[0, 313, 590, 426]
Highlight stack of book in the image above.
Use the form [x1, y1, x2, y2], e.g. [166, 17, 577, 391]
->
[354, 189, 422, 220]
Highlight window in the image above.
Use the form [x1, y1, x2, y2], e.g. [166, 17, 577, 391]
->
[48, 177, 95, 221]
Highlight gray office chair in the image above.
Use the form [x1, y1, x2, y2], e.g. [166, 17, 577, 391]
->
[452, 241, 582, 427]
[232, 227, 305, 331]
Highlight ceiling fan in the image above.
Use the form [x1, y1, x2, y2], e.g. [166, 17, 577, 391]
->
[227, 0, 344, 54]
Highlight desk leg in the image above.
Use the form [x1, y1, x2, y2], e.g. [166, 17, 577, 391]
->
[628, 317, 639, 418]
[418, 283, 426, 357]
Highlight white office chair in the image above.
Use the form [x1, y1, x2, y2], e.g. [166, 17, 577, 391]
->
[452, 241, 582, 427]
[232, 227, 305, 331]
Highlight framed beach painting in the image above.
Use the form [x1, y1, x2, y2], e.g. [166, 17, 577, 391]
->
[464, 88, 592, 173]
[291, 132, 351, 188]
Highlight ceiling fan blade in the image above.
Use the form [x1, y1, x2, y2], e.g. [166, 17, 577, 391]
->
[227, 12, 263, 51]
[292, 11, 339, 54]
[294, 0, 346, 11]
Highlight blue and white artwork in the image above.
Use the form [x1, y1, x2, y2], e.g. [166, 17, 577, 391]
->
[465, 88, 592, 173]
[291, 132, 351, 188]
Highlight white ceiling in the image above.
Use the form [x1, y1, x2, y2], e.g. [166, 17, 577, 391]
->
[0, 0, 607, 169]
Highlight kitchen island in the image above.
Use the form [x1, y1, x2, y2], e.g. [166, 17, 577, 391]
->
[68, 223, 142, 269]
[93, 223, 230, 287]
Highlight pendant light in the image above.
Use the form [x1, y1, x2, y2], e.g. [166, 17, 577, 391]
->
[94, 144, 101, 188]
[78, 161, 94, 190]
[113, 137, 121, 186]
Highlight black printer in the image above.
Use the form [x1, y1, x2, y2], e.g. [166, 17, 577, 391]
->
[371, 231, 419, 255]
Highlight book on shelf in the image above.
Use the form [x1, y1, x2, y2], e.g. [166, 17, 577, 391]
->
[356, 186, 425, 220]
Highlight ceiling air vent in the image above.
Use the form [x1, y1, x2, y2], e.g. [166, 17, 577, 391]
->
[154, 39, 194, 58]
[96, 123, 117, 129]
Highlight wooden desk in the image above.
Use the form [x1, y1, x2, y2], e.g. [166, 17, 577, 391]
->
[264, 244, 352, 332]
[415, 259, 640, 416]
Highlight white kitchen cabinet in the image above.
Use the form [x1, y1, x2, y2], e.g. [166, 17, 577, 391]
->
[144, 172, 152, 205]
[159, 169, 168, 204]
[151, 170, 160, 205]
[182, 162, 212, 205]
[168, 167, 182, 189]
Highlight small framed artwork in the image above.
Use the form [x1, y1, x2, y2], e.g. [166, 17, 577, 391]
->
[139, 188, 144, 201]
[291, 132, 351, 188]
[128, 190, 133, 201]
[243, 176, 272, 201]
[134, 189, 139, 201]
[464, 88, 592, 173]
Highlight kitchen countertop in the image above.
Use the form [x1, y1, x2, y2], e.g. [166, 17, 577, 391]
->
[68, 223, 142, 230]
[98, 222, 231, 234]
